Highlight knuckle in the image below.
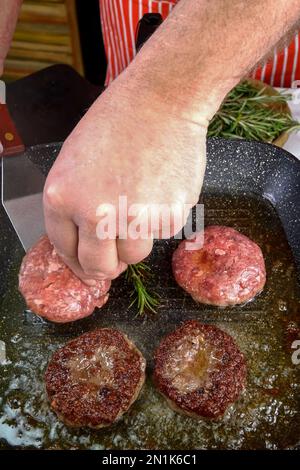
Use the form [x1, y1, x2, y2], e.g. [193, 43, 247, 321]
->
[78, 252, 95, 271]
[191, 191, 201, 206]
[79, 250, 115, 279]
[43, 181, 65, 212]
[124, 253, 145, 265]
[84, 266, 116, 280]
[84, 216, 98, 234]
[78, 212, 98, 235]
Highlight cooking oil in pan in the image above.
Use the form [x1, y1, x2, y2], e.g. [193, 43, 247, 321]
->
[0, 193, 299, 449]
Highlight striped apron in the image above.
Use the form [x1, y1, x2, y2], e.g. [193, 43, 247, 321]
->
[99, 0, 300, 88]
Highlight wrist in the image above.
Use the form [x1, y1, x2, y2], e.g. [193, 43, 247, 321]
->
[121, 57, 237, 129]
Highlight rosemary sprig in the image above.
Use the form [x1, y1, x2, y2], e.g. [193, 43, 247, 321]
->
[208, 81, 300, 142]
[125, 262, 160, 316]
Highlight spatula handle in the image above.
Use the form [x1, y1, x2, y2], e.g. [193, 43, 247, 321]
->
[0, 103, 25, 156]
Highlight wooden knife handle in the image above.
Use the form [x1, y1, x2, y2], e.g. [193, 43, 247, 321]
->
[0, 103, 25, 156]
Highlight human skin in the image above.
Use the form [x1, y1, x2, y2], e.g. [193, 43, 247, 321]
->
[2, 0, 300, 283]
[0, 0, 22, 76]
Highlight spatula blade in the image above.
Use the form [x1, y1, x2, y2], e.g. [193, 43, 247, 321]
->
[1, 153, 46, 251]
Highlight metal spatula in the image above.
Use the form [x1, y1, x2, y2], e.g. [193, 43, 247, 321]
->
[0, 64, 99, 253]
[1, 152, 46, 251]
[0, 96, 46, 251]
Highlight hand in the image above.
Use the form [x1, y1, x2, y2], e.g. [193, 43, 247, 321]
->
[43, 71, 210, 283]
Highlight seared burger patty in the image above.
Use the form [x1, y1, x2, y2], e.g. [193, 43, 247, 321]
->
[19, 236, 111, 323]
[172, 226, 266, 307]
[45, 328, 146, 428]
[153, 320, 247, 419]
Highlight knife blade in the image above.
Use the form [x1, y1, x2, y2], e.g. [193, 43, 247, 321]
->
[1, 152, 46, 251]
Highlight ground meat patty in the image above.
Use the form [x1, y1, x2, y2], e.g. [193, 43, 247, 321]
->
[45, 328, 146, 428]
[153, 320, 247, 419]
[172, 226, 266, 306]
[19, 235, 111, 323]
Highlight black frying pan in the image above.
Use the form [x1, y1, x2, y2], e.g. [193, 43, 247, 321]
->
[0, 66, 300, 449]
[0, 138, 300, 449]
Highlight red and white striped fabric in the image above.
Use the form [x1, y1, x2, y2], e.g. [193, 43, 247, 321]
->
[99, 0, 300, 88]
[252, 32, 300, 88]
[100, 0, 177, 85]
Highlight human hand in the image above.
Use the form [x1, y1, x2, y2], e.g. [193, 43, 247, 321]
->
[43, 71, 210, 283]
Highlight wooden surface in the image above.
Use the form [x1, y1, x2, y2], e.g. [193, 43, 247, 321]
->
[3, 0, 83, 81]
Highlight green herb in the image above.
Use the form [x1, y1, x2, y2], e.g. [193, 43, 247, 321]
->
[125, 262, 160, 316]
[208, 81, 300, 142]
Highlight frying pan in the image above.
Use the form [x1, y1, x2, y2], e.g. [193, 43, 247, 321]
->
[0, 67, 300, 449]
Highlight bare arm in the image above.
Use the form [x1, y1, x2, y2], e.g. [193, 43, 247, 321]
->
[44, 0, 300, 282]
[129, 0, 300, 123]
[0, 0, 22, 75]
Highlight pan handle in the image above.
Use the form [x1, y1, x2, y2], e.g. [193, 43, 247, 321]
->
[0, 103, 25, 157]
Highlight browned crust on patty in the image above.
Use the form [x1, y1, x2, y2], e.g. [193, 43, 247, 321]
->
[45, 328, 146, 428]
[153, 320, 247, 419]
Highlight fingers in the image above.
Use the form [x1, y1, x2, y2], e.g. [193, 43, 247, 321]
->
[44, 208, 85, 281]
[46, 211, 127, 281]
[78, 203, 153, 275]
[78, 229, 127, 280]
[44, 181, 152, 281]
[78, 231, 152, 279]
[117, 237, 153, 265]
[44, 184, 98, 285]
[149, 203, 191, 239]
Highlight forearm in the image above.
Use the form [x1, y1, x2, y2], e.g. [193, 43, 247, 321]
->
[0, 0, 22, 75]
[123, 0, 300, 124]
